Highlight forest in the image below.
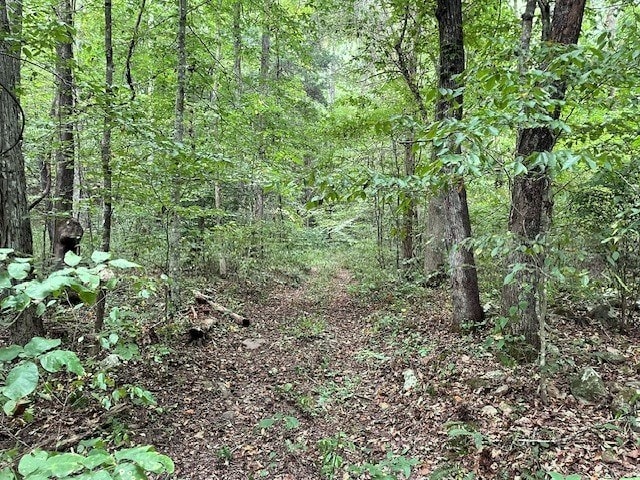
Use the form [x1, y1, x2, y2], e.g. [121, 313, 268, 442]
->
[1, 0, 639, 478]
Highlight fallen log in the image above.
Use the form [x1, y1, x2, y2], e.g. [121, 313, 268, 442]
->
[193, 291, 250, 327]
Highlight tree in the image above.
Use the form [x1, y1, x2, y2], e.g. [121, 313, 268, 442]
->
[502, 0, 587, 356]
[434, 0, 483, 328]
[52, 0, 78, 262]
[168, 0, 188, 312]
[95, 0, 115, 332]
[0, 0, 41, 342]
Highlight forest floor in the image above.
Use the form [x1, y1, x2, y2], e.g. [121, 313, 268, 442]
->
[3, 265, 640, 479]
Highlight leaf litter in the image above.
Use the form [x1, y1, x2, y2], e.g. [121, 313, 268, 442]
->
[1, 268, 639, 479]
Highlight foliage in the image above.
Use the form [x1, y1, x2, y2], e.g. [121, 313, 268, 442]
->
[0, 251, 171, 479]
[0, 442, 173, 480]
[0, 249, 138, 323]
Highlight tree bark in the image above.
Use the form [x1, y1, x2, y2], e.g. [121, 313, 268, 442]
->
[95, 0, 114, 332]
[53, 0, 76, 253]
[233, 1, 242, 87]
[168, 0, 187, 312]
[392, 6, 447, 275]
[503, 0, 586, 356]
[400, 136, 416, 267]
[1, 0, 41, 343]
[435, 0, 483, 328]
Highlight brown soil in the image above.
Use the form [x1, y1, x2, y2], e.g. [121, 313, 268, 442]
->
[2, 269, 640, 479]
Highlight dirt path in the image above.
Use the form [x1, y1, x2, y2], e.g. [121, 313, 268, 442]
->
[118, 268, 639, 479]
[6, 267, 637, 479]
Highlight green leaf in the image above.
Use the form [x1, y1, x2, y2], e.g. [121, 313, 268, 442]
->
[0, 271, 11, 289]
[114, 447, 172, 474]
[0, 467, 17, 480]
[3, 400, 17, 415]
[91, 251, 112, 264]
[80, 449, 114, 470]
[283, 416, 300, 430]
[7, 263, 30, 280]
[69, 284, 98, 306]
[39, 350, 85, 376]
[18, 450, 49, 476]
[0, 345, 23, 362]
[23, 337, 61, 357]
[76, 267, 101, 289]
[0, 248, 15, 261]
[108, 259, 141, 269]
[2, 361, 39, 400]
[112, 463, 147, 480]
[44, 452, 85, 477]
[64, 251, 82, 267]
[71, 471, 113, 480]
[258, 417, 276, 429]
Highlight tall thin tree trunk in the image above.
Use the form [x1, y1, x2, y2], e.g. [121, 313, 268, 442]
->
[233, 1, 242, 86]
[53, 0, 76, 261]
[503, 0, 586, 356]
[1, 0, 40, 343]
[400, 135, 416, 268]
[435, 0, 483, 328]
[95, 0, 114, 332]
[168, 0, 187, 312]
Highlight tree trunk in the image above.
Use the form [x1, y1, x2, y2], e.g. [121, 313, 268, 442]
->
[503, 0, 586, 356]
[1, 0, 41, 343]
[233, 0, 242, 86]
[95, 0, 114, 332]
[168, 0, 187, 312]
[435, 0, 483, 328]
[392, 7, 447, 275]
[400, 136, 416, 268]
[53, 0, 76, 255]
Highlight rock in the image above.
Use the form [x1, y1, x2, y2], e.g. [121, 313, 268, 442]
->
[570, 367, 608, 403]
[483, 370, 507, 381]
[593, 347, 627, 365]
[481, 405, 498, 417]
[242, 338, 267, 350]
[611, 386, 640, 417]
[546, 381, 566, 401]
[403, 369, 418, 391]
[494, 385, 510, 395]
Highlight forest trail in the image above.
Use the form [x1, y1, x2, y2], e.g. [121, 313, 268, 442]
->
[7, 267, 636, 479]
[118, 267, 639, 479]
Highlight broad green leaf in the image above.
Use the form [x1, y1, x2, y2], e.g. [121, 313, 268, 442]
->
[108, 259, 141, 269]
[115, 447, 171, 473]
[44, 452, 85, 477]
[69, 285, 98, 306]
[2, 362, 39, 400]
[0, 467, 16, 480]
[3, 400, 17, 415]
[0, 248, 15, 261]
[76, 268, 100, 290]
[64, 251, 82, 267]
[258, 417, 276, 429]
[0, 271, 11, 289]
[7, 263, 30, 281]
[112, 462, 147, 480]
[91, 251, 112, 264]
[80, 449, 114, 470]
[23, 337, 61, 357]
[18, 450, 49, 476]
[39, 350, 85, 376]
[69, 471, 113, 480]
[0, 345, 23, 362]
